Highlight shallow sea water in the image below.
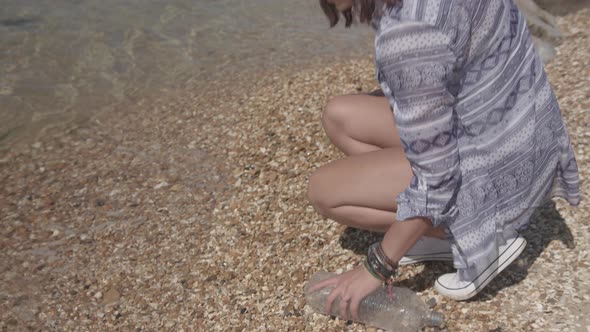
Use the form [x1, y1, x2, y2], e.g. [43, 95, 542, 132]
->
[0, 0, 374, 147]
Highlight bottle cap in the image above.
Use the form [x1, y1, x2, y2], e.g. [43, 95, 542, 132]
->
[426, 310, 445, 327]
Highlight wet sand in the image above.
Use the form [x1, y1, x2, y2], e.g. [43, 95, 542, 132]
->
[1, 8, 590, 332]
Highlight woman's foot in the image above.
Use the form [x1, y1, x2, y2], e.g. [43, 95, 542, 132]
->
[399, 236, 453, 265]
[434, 235, 527, 301]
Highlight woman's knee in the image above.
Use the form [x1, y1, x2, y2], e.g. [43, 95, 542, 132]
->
[307, 169, 333, 218]
[321, 95, 350, 135]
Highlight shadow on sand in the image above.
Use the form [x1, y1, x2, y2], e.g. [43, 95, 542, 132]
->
[338, 199, 574, 299]
[536, 0, 590, 16]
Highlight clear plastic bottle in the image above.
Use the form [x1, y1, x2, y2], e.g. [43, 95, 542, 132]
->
[305, 271, 445, 332]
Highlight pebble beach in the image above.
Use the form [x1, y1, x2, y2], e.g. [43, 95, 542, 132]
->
[1, 6, 589, 332]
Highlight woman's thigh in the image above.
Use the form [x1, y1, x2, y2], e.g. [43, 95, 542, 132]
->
[322, 94, 403, 152]
[308, 147, 413, 213]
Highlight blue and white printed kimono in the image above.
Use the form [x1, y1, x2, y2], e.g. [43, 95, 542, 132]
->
[372, 0, 581, 280]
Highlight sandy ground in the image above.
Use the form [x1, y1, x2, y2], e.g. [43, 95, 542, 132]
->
[1, 7, 589, 332]
[536, 0, 590, 16]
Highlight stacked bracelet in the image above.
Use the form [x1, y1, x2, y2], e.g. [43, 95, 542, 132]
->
[363, 260, 384, 281]
[364, 242, 399, 282]
[376, 243, 397, 269]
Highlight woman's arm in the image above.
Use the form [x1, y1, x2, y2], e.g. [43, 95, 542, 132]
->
[307, 20, 465, 323]
[381, 216, 432, 262]
[376, 20, 462, 229]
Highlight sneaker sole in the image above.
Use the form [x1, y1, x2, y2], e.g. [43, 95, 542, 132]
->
[434, 236, 527, 301]
[399, 252, 453, 265]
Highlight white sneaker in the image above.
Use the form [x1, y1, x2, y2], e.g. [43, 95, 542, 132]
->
[434, 235, 527, 301]
[399, 237, 453, 265]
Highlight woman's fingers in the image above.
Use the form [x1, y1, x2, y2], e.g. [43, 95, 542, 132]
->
[338, 293, 350, 321]
[324, 285, 342, 315]
[349, 296, 361, 322]
[306, 266, 380, 324]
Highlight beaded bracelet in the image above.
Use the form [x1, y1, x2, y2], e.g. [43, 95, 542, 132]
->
[363, 259, 386, 281]
[367, 250, 391, 280]
[365, 242, 399, 281]
[376, 243, 398, 270]
[364, 242, 401, 301]
[370, 242, 398, 272]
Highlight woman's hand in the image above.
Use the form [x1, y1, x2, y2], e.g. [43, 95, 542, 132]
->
[306, 264, 383, 322]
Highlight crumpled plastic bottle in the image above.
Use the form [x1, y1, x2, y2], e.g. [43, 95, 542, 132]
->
[305, 271, 445, 332]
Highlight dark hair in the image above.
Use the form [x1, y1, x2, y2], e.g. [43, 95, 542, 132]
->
[319, 0, 401, 28]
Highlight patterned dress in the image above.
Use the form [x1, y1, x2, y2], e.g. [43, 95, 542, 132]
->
[372, 0, 580, 280]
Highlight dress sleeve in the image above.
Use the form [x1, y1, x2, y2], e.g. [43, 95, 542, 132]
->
[375, 21, 461, 227]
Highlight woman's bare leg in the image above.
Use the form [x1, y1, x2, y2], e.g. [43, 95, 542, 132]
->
[310, 94, 446, 238]
[321, 94, 403, 155]
[308, 147, 413, 232]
